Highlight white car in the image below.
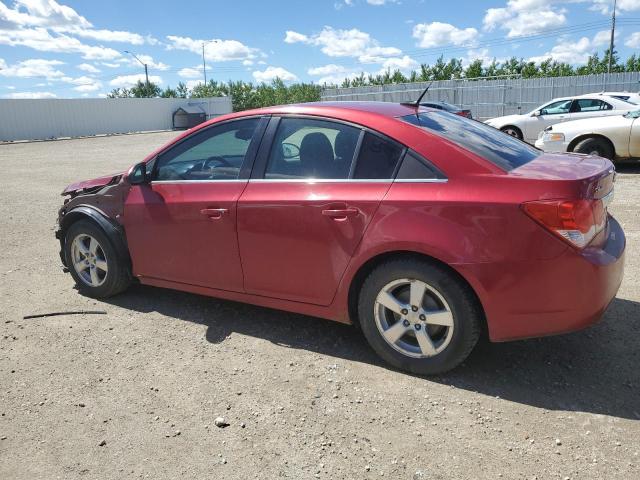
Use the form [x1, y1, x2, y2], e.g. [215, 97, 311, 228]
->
[485, 94, 635, 144]
[600, 91, 640, 105]
[534, 109, 640, 161]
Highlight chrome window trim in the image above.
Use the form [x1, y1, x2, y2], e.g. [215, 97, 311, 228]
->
[393, 178, 449, 183]
[248, 178, 393, 183]
[151, 179, 247, 184]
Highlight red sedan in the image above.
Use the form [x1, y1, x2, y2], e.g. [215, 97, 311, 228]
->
[56, 102, 625, 374]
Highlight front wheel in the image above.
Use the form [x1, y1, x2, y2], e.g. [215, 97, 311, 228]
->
[358, 259, 481, 375]
[500, 126, 523, 140]
[572, 137, 614, 160]
[64, 219, 131, 298]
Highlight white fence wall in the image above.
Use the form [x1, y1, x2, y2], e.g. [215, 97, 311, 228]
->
[321, 72, 640, 120]
[0, 97, 233, 142]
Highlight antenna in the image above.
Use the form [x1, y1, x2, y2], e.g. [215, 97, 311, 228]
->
[401, 81, 433, 108]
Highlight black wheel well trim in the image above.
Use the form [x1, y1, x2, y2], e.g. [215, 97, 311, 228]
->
[567, 133, 615, 155]
[347, 250, 487, 334]
[58, 206, 131, 270]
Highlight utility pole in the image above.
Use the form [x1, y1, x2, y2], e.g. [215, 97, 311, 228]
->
[124, 50, 150, 96]
[607, 0, 617, 74]
[202, 43, 207, 84]
[201, 40, 218, 86]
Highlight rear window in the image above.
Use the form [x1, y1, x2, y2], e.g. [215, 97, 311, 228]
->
[401, 112, 541, 171]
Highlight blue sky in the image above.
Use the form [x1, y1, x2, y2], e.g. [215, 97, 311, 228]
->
[0, 0, 639, 98]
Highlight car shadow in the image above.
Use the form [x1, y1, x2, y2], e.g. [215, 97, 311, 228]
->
[615, 162, 640, 174]
[101, 284, 640, 421]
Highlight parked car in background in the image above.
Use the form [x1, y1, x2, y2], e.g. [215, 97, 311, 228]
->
[56, 102, 625, 375]
[419, 100, 472, 118]
[599, 91, 640, 105]
[485, 94, 635, 143]
[535, 109, 640, 160]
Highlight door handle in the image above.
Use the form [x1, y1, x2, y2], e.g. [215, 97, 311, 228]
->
[322, 207, 359, 219]
[200, 208, 228, 219]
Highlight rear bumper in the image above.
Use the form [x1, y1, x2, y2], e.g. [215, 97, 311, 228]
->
[459, 216, 625, 342]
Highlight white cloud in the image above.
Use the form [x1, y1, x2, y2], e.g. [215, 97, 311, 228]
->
[124, 54, 170, 71]
[283, 26, 402, 65]
[284, 31, 309, 43]
[308, 64, 347, 76]
[166, 35, 259, 62]
[4, 91, 57, 99]
[65, 28, 145, 45]
[0, 27, 121, 59]
[185, 79, 203, 90]
[252, 66, 298, 83]
[73, 78, 102, 92]
[110, 74, 163, 88]
[178, 66, 203, 79]
[588, 0, 640, 14]
[77, 62, 100, 73]
[625, 32, 640, 48]
[379, 55, 419, 71]
[483, 0, 566, 37]
[0, 58, 66, 79]
[412, 22, 478, 48]
[528, 30, 609, 64]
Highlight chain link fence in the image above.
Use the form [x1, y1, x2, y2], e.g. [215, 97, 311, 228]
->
[321, 72, 640, 121]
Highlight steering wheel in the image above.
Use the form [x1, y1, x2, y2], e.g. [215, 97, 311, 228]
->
[203, 156, 231, 168]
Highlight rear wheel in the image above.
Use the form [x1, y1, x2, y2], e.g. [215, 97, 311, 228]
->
[357, 259, 481, 375]
[64, 219, 131, 298]
[500, 126, 523, 140]
[572, 137, 614, 160]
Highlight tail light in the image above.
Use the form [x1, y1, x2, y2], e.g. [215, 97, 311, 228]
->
[522, 199, 606, 248]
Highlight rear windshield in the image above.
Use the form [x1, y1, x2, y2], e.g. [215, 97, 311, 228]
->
[401, 112, 541, 171]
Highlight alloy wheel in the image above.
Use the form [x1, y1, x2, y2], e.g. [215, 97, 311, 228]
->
[70, 234, 108, 287]
[374, 278, 455, 358]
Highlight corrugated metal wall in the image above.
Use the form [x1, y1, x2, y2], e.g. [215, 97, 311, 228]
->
[321, 72, 640, 120]
[0, 97, 233, 142]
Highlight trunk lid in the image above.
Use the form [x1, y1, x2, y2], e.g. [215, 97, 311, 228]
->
[510, 152, 615, 200]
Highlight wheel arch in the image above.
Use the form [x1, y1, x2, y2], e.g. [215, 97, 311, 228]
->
[346, 250, 487, 334]
[58, 206, 130, 270]
[567, 133, 616, 157]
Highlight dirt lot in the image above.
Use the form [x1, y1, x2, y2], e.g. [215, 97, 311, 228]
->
[1, 132, 639, 480]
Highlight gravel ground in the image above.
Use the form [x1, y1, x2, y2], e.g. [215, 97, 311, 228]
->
[1, 132, 639, 480]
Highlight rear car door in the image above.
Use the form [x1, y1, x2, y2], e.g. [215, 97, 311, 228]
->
[237, 116, 405, 305]
[123, 117, 266, 291]
[571, 98, 614, 120]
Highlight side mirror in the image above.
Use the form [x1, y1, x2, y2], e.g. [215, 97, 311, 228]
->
[532, 110, 542, 117]
[128, 161, 149, 185]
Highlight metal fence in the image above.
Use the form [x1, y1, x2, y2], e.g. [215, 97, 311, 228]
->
[321, 72, 640, 120]
[0, 96, 233, 142]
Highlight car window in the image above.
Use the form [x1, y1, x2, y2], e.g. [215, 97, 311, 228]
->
[540, 100, 572, 115]
[402, 111, 541, 172]
[155, 118, 259, 181]
[353, 132, 404, 179]
[396, 151, 446, 180]
[265, 118, 360, 179]
[573, 99, 612, 112]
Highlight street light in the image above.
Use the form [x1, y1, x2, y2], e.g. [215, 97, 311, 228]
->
[124, 50, 150, 95]
[201, 40, 218, 85]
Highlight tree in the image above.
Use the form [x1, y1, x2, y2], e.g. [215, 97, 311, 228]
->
[107, 88, 132, 98]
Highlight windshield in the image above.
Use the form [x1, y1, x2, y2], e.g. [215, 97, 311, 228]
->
[402, 111, 541, 171]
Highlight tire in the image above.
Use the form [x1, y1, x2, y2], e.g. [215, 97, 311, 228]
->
[357, 258, 481, 375]
[572, 137, 614, 160]
[500, 126, 523, 140]
[64, 219, 131, 298]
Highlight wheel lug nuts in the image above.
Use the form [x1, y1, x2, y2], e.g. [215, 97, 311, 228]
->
[402, 319, 410, 327]
[401, 309, 408, 315]
[411, 305, 418, 312]
[419, 314, 426, 321]
[414, 324, 422, 330]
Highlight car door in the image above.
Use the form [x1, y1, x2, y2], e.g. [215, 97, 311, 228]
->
[570, 98, 614, 120]
[630, 115, 640, 158]
[237, 116, 405, 306]
[526, 99, 573, 141]
[123, 116, 266, 291]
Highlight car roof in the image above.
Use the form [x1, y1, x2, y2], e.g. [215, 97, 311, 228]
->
[235, 101, 421, 118]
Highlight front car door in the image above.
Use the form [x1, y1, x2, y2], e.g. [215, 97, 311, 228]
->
[123, 116, 266, 291]
[237, 116, 405, 305]
[526, 99, 573, 142]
